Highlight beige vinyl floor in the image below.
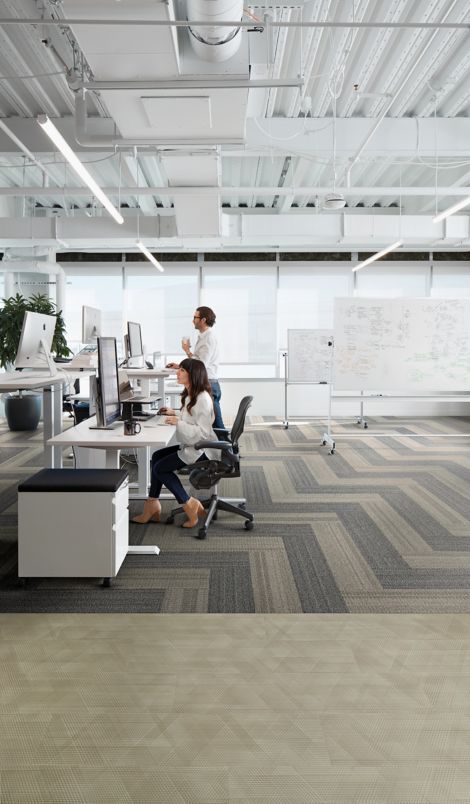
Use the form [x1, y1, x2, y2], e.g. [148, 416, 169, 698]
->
[1, 613, 470, 803]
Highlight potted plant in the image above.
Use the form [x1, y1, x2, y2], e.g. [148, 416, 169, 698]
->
[0, 293, 71, 430]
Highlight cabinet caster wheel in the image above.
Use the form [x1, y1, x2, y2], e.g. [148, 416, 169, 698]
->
[18, 577, 27, 588]
[102, 578, 112, 588]
[166, 515, 175, 525]
[244, 520, 254, 531]
[195, 527, 207, 540]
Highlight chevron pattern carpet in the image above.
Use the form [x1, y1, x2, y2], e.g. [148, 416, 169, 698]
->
[1, 416, 470, 613]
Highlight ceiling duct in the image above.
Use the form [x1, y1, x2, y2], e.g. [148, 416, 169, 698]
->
[187, 0, 243, 62]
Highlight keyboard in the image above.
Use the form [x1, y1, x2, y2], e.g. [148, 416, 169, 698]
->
[133, 412, 157, 421]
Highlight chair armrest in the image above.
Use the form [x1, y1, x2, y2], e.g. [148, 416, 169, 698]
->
[195, 439, 231, 451]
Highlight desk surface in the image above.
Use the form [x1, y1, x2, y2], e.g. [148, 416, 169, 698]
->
[0, 371, 67, 391]
[48, 416, 176, 450]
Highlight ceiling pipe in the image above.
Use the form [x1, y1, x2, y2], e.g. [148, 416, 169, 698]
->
[0, 119, 57, 184]
[345, 0, 461, 187]
[4, 186, 470, 198]
[1, 18, 468, 30]
[186, 0, 243, 62]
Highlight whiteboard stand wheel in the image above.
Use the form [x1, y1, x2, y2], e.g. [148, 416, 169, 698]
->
[363, 422, 368, 429]
[283, 421, 289, 430]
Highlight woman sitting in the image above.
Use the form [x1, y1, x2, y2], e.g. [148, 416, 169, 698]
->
[132, 357, 217, 528]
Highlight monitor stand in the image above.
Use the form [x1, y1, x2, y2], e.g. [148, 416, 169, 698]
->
[89, 421, 121, 431]
[16, 339, 57, 376]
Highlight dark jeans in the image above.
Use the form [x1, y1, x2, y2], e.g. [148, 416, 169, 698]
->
[149, 445, 189, 504]
[210, 380, 225, 430]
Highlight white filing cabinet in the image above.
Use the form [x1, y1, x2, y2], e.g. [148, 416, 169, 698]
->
[18, 469, 129, 582]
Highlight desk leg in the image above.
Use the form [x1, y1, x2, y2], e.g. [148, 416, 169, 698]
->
[127, 446, 160, 555]
[136, 447, 150, 496]
[43, 384, 63, 468]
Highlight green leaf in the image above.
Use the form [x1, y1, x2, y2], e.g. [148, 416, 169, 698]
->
[0, 293, 71, 369]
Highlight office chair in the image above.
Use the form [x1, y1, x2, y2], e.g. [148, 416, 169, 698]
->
[166, 395, 255, 540]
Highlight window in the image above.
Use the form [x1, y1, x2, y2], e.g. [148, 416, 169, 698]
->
[64, 267, 123, 354]
[202, 264, 277, 377]
[278, 263, 352, 349]
[125, 265, 198, 361]
[354, 262, 429, 298]
[431, 263, 470, 298]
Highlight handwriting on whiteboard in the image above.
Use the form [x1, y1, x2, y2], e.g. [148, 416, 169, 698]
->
[334, 298, 470, 391]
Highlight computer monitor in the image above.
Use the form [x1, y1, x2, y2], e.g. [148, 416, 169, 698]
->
[127, 321, 143, 358]
[93, 336, 121, 429]
[82, 305, 102, 343]
[15, 311, 56, 373]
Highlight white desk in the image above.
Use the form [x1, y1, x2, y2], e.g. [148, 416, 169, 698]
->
[126, 368, 172, 399]
[0, 372, 66, 467]
[48, 416, 176, 556]
[48, 414, 176, 495]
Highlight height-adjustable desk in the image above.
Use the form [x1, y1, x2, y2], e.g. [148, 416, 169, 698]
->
[48, 416, 176, 556]
[125, 368, 172, 400]
[0, 372, 66, 467]
[48, 414, 176, 496]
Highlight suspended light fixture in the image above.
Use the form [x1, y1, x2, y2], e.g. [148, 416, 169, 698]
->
[37, 115, 124, 225]
[433, 197, 470, 223]
[352, 241, 403, 272]
[137, 241, 164, 272]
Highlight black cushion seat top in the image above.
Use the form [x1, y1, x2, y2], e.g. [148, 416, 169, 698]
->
[18, 468, 128, 493]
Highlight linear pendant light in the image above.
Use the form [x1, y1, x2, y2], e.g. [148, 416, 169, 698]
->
[433, 196, 470, 223]
[137, 240, 164, 272]
[352, 240, 403, 272]
[37, 114, 124, 225]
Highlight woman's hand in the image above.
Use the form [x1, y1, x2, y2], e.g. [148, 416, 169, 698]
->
[159, 406, 175, 416]
[165, 415, 178, 426]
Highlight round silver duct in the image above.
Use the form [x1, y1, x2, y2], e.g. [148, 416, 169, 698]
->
[187, 0, 243, 62]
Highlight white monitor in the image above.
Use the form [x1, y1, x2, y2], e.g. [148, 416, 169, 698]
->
[82, 305, 102, 343]
[15, 311, 56, 372]
[127, 321, 143, 358]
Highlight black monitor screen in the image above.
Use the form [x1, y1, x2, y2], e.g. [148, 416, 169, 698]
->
[97, 337, 121, 427]
[127, 321, 143, 357]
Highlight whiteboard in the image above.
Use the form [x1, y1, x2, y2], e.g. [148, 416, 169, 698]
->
[333, 298, 470, 391]
[287, 329, 333, 383]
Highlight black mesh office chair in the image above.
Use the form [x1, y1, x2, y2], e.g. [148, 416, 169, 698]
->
[166, 395, 254, 540]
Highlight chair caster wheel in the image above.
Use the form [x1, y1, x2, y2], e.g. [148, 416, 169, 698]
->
[166, 516, 175, 524]
[212, 512, 218, 521]
[102, 577, 112, 588]
[195, 527, 207, 540]
[322, 440, 327, 446]
[244, 520, 254, 531]
[238, 502, 246, 510]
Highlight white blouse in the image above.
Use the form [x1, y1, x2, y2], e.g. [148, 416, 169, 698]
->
[176, 390, 218, 464]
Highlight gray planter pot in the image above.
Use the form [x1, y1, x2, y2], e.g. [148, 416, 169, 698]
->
[4, 394, 41, 431]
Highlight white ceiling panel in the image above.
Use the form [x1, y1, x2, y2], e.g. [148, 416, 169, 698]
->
[0, 0, 468, 251]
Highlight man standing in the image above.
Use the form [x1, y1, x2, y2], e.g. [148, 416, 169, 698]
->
[167, 306, 225, 429]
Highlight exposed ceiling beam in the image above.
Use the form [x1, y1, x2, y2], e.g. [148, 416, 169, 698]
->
[82, 79, 303, 91]
[0, 18, 468, 30]
[2, 186, 469, 198]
